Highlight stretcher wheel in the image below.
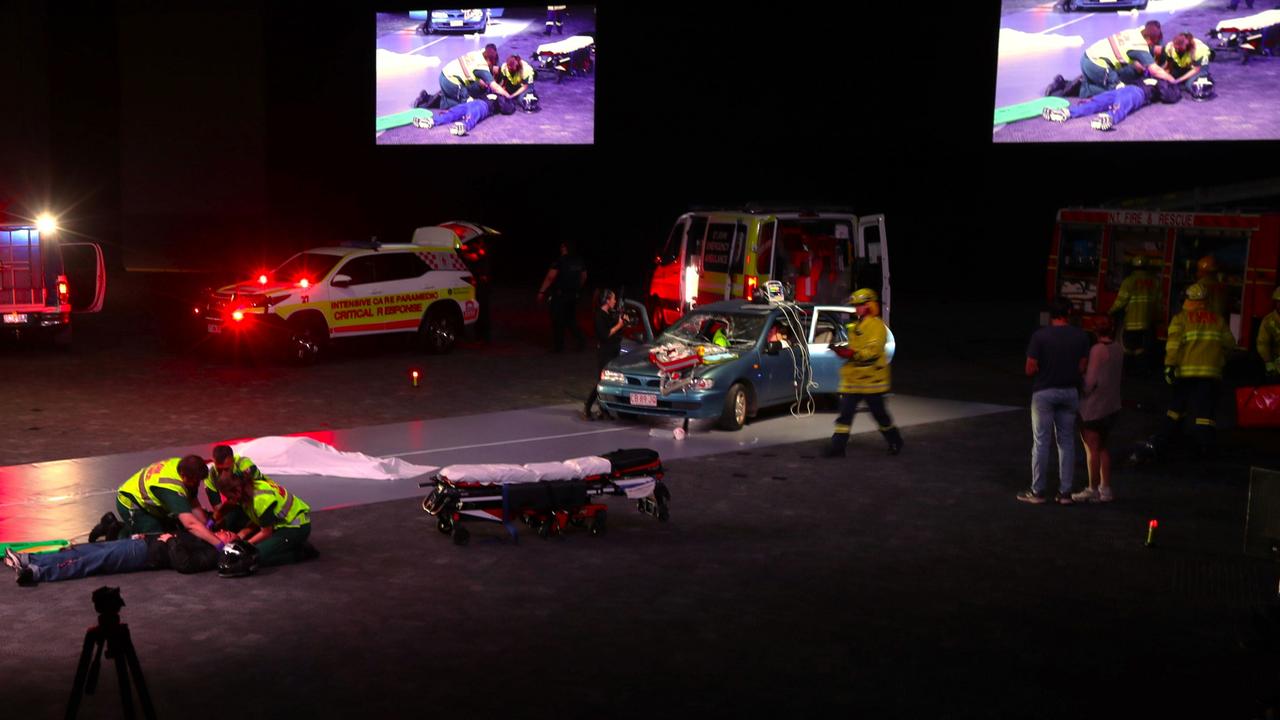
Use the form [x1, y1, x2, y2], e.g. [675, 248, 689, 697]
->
[422, 496, 434, 513]
[657, 505, 670, 522]
[589, 510, 607, 536]
[437, 515, 454, 534]
[452, 526, 470, 546]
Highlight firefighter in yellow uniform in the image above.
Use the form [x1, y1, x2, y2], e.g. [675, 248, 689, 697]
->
[1079, 21, 1177, 98]
[115, 455, 230, 548]
[823, 288, 903, 457]
[1108, 255, 1160, 370]
[546, 5, 566, 35]
[215, 470, 314, 567]
[1195, 255, 1229, 319]
[1258, 287, 1280, 380]
[1142, 283, 1237, 460]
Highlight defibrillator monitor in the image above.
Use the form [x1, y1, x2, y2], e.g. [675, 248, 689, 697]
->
[993, 1, 1280, 142]
[374, 6, 597, 145]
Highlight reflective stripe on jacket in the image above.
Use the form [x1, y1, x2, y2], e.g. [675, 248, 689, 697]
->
[1109, 270, 1159, 330]
[118, 458, 189, 513]
[1165, 306, 1235, 379]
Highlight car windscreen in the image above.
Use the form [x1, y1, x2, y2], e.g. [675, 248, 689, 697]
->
[272, 252, 343, 283]
[660, 312, 768, 347]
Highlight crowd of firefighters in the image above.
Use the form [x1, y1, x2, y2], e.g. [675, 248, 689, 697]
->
[1109, 254, 1280, 461]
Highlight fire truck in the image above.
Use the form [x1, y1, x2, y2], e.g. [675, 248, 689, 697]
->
[0, 215, 106, 346]
[647, 207, 890, 330]
[1046, 208, 1280, 348]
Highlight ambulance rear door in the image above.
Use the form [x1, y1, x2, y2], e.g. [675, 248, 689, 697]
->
[856, 215, 890, 326]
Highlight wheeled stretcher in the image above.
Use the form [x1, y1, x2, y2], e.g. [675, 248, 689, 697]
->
[534, 35, 595, 82]
[420, 448, 669, 545]
[1209, 9, 1280, 61]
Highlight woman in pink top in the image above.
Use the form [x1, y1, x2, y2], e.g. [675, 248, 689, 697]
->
[1074, 316, 1124, 502]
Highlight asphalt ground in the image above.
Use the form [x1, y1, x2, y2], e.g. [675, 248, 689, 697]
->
[994, 0, 1280, 141]
[2, 272, 1280, 717]
[375, 8, 595, 145]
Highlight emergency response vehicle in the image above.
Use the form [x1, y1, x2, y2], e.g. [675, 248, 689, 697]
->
[648, 207, 891, 330]
[0, 217, 106, 347]
[1046, 208, 1279, 348]
[198, 227, 478, 361]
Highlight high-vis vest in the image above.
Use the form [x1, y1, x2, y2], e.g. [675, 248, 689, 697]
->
[499, 60, 534, 91]
[443, 50, 490, 85]
[245, 478, 311, 530]
[1110, 269, 1159, 331]
[205, 455, 263, 497]
[1257, 310, 1280, 364]
[1163, 38, 1211, 71]
[838, 315, 890, 394]
[118, 458, 190, 514]
[1165, 305, 1236, 379]
[1087, 28, 1150, 68]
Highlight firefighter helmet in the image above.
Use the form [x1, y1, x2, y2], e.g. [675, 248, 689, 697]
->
[1185, 283, 1207, 301]
[1196, 255, 1217, 275]
[848, 288, 878, 305]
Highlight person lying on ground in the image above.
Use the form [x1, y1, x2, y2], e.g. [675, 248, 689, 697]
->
[5, 532, 218, 586]
[412, 94, 519, 136]
[1041, 77, 1182, 131]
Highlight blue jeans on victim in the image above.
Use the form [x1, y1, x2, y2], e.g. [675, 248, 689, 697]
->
[1031, 387, 1078, 496]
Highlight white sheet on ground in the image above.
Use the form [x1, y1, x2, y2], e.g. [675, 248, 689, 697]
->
[228, 437, 439, 480]
[997, 28, 1083, 57]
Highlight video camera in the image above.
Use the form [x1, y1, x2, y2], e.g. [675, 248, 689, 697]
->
[92, 586, 125, 621]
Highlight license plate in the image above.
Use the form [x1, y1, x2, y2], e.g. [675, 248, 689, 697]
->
[3, 313, 28, 324]
[451, 20, 463, 26]
[207, 323, 221, 334]
[629, 392, 657, 407]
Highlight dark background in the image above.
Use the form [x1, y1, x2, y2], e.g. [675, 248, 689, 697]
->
[1, 1, 1277, 300]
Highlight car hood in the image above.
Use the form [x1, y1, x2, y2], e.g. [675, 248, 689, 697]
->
[608, 343, 747, 376]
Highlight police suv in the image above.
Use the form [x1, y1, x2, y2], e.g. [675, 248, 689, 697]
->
[198, 227, 478, 361]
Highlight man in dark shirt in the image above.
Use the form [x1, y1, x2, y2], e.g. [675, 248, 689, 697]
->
[583, 289, 625, 420]
[537, 241, 588, 352]
[1019, 298, 1090, 505]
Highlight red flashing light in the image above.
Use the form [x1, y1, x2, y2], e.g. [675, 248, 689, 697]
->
[1149, 519, 1158, 529]
[57, 280, 69, 303]
[258, 274, 268, 285]
[745, 275, 758, 298]
[194, 307, 201, 315]
[231, 309, 245, 322]
[410, 369, 421, 387]
[298, 278, 310, 289]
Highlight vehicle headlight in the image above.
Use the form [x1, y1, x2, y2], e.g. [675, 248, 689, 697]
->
[464, 9, 483, 21]
[432, 10, 449, 18]
[600, 369, 626, 384]
[689, 377, 715, 391]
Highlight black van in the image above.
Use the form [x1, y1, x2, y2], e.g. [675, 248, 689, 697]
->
[0, 224, 105, 346]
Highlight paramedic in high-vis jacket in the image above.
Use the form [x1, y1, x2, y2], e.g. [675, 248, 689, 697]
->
[1079, 22, 1178, 98]
[823, 289, 904, 458]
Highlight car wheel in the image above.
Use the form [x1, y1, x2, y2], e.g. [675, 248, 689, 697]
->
[718, 383, 749, 431]
[287, 316, 326, 364]
[420, 304, 461, 354]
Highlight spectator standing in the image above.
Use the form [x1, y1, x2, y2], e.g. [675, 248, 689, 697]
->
[1018, 299, 1091, 505]
[537, 241, 587, 352]
[1073, 316, 1124, 503]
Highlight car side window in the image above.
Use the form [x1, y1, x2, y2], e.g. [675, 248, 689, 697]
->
[373, 253, 428, 282]
[338, 256, 379, 286]
[812, 311, 849, 344]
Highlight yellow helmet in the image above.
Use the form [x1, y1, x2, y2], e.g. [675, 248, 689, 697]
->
[848, 288, 878, 305]
[1185, 283, 1207, 301]
[1196, 255, 1217, 275]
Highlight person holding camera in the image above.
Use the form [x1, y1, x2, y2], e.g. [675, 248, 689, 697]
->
[583, 289, 626, 421]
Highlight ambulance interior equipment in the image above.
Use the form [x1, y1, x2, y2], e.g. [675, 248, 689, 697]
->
[0, 221, 106, 346]
[419, 448, 669, 545]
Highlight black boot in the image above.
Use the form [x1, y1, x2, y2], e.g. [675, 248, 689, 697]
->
[821, 435, 848, 458]
[89, 512, 123, 543]
[883, 427, 904, 455]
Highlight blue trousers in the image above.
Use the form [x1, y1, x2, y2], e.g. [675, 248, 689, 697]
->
[25, 539, 151, 583]
[1072, 85, 1147, 125]
[434, 98, 493, 132]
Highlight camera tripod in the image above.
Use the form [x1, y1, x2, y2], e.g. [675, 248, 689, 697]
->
[65, 612, 156, 720]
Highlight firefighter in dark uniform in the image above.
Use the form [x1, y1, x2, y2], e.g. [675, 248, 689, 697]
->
[823, 288, 904, 457]
[1258, 287, 1280, 380]
[1108, 255, 1160, 373]
[545, 5, 566, 35]
[537, 241, 588, 352]
[1137, 282, 1237, 461]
